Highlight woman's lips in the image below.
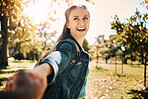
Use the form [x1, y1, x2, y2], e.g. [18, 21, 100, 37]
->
[77, 28, 86, 32]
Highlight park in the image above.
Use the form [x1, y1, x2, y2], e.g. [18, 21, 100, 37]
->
[0, 60, 148, 98]
[0, 0, 148, 99]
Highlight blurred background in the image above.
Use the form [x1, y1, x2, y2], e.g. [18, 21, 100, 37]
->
[0, 0, 148, 98]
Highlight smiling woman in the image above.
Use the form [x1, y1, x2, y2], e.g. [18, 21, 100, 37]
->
[23, 0, 52, 24]
[6, 5, 90, 99]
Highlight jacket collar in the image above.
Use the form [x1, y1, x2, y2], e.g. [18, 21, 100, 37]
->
[65, 33, 83, 53]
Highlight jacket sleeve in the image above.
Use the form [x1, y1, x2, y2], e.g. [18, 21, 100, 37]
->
[39, 40, 77, 84]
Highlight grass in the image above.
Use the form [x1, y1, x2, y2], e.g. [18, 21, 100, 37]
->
[0, 60, 36, 91]
[86, 61, 148, 99]
[0, 60, 148, 99]
[95, 65, 107, 71]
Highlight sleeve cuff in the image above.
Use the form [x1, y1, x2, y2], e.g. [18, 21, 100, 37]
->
[40, 58, 59, 84]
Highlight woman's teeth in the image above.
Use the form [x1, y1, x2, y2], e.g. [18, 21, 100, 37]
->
[77, 28, 86, 31]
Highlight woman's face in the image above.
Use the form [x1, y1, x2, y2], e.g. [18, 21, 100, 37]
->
[66, 7, 90, 39]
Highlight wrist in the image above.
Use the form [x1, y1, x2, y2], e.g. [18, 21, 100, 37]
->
[34, 63, 52, 76]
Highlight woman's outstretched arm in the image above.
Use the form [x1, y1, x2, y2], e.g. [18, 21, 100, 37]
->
[5, 63, 53, 99]
[31, 63, 53, 80]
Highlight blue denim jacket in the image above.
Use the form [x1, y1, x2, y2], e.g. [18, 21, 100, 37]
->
[40, 34, 89, 99]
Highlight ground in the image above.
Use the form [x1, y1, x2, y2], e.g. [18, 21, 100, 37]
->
[0, 60, 148, 99]
[86, 61, 148, 99]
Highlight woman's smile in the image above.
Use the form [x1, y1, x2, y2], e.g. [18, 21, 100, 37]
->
[77, 28, 86, 32]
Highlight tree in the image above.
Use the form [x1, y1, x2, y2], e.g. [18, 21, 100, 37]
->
[111, 9, 148, 86]
[83, 38, 90, 52]
[110, 15, 128, 64]
[141, 0, 148, 10]
[0, 0, 24, 68]
[0, 0, 54, 68]
[95, 35, 109, 63]
[0, 0, 94, 69]
[129, 10, 148, 86]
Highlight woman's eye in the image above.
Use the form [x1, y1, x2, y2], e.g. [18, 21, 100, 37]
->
[83, 17, 88, 20]
[74, 18, 78, 20]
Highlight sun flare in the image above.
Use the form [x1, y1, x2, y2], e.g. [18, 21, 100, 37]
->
[23, 0, 52, 24]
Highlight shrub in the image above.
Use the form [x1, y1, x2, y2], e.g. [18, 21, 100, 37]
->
[13, 52, 24, 60]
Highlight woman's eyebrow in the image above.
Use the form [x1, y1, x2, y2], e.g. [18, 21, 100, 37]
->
[73, 16, 79, 18]
[84, 15, 89, 17]
[73, 15, 89, 18]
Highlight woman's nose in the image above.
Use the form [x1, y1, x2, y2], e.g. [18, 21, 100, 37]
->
[79, 20, 84, 26]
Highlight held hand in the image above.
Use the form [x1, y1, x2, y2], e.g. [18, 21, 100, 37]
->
[5, 73, 18, 91]
[5, 70, 47, 99]
[27, 69, 47, 99]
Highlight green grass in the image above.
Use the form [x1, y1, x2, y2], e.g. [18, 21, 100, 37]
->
[0, 60, 36, 91]
[95, 65, 107, 71]
[86, 61, 148, 99]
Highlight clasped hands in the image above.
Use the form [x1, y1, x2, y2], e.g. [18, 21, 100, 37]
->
[5, 69, 47, 99]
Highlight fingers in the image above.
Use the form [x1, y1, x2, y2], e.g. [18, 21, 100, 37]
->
[5, 77, 16, 91]
[5, 70, 47, 99]
[5, 70, 29, 91]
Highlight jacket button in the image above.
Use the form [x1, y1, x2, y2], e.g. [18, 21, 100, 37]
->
[78, 61, 81, 65]
[72, 59, 75, 63]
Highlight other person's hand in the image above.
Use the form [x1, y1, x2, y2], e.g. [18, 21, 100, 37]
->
[5, 70, 47, 99]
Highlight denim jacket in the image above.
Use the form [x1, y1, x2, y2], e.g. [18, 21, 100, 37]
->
[39, 34, 89, 99]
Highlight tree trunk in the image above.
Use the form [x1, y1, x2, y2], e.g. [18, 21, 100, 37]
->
[144, 54, 147, 87]
[96, 46, 99, 66]
[105, 58, 108, 63]
[141, 53, 144, 64]
[122, 54, 127, 64]
[122, 57, 123, 74]
[0, 15, 8, 69]
[115, 58, 117, 74]
[131, 53, 133, 66]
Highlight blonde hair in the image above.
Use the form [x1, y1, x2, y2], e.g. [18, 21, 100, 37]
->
[40, 5, 89, 60]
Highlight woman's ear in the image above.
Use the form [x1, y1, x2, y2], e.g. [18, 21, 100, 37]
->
[66, 22, 70, 29]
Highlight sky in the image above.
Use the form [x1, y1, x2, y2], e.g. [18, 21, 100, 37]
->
[52, 0, 148, 45]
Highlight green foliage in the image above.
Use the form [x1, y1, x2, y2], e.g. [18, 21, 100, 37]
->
[26, 50, 41, 61]
[94, 34, 121, 63]
[110, 15, 124, 34]
[13, 52, 24, 60]
[83, 38, 90, 52]
[95, 35, 109, 59]
[110, 9, 148, 64]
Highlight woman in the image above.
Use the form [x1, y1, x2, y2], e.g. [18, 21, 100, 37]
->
[6, 5, 90, 99]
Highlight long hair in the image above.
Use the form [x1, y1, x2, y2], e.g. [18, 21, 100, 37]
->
[40, 5, 89, 60]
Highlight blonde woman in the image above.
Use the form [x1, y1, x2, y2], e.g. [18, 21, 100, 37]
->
[6, 5, 90, 99]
